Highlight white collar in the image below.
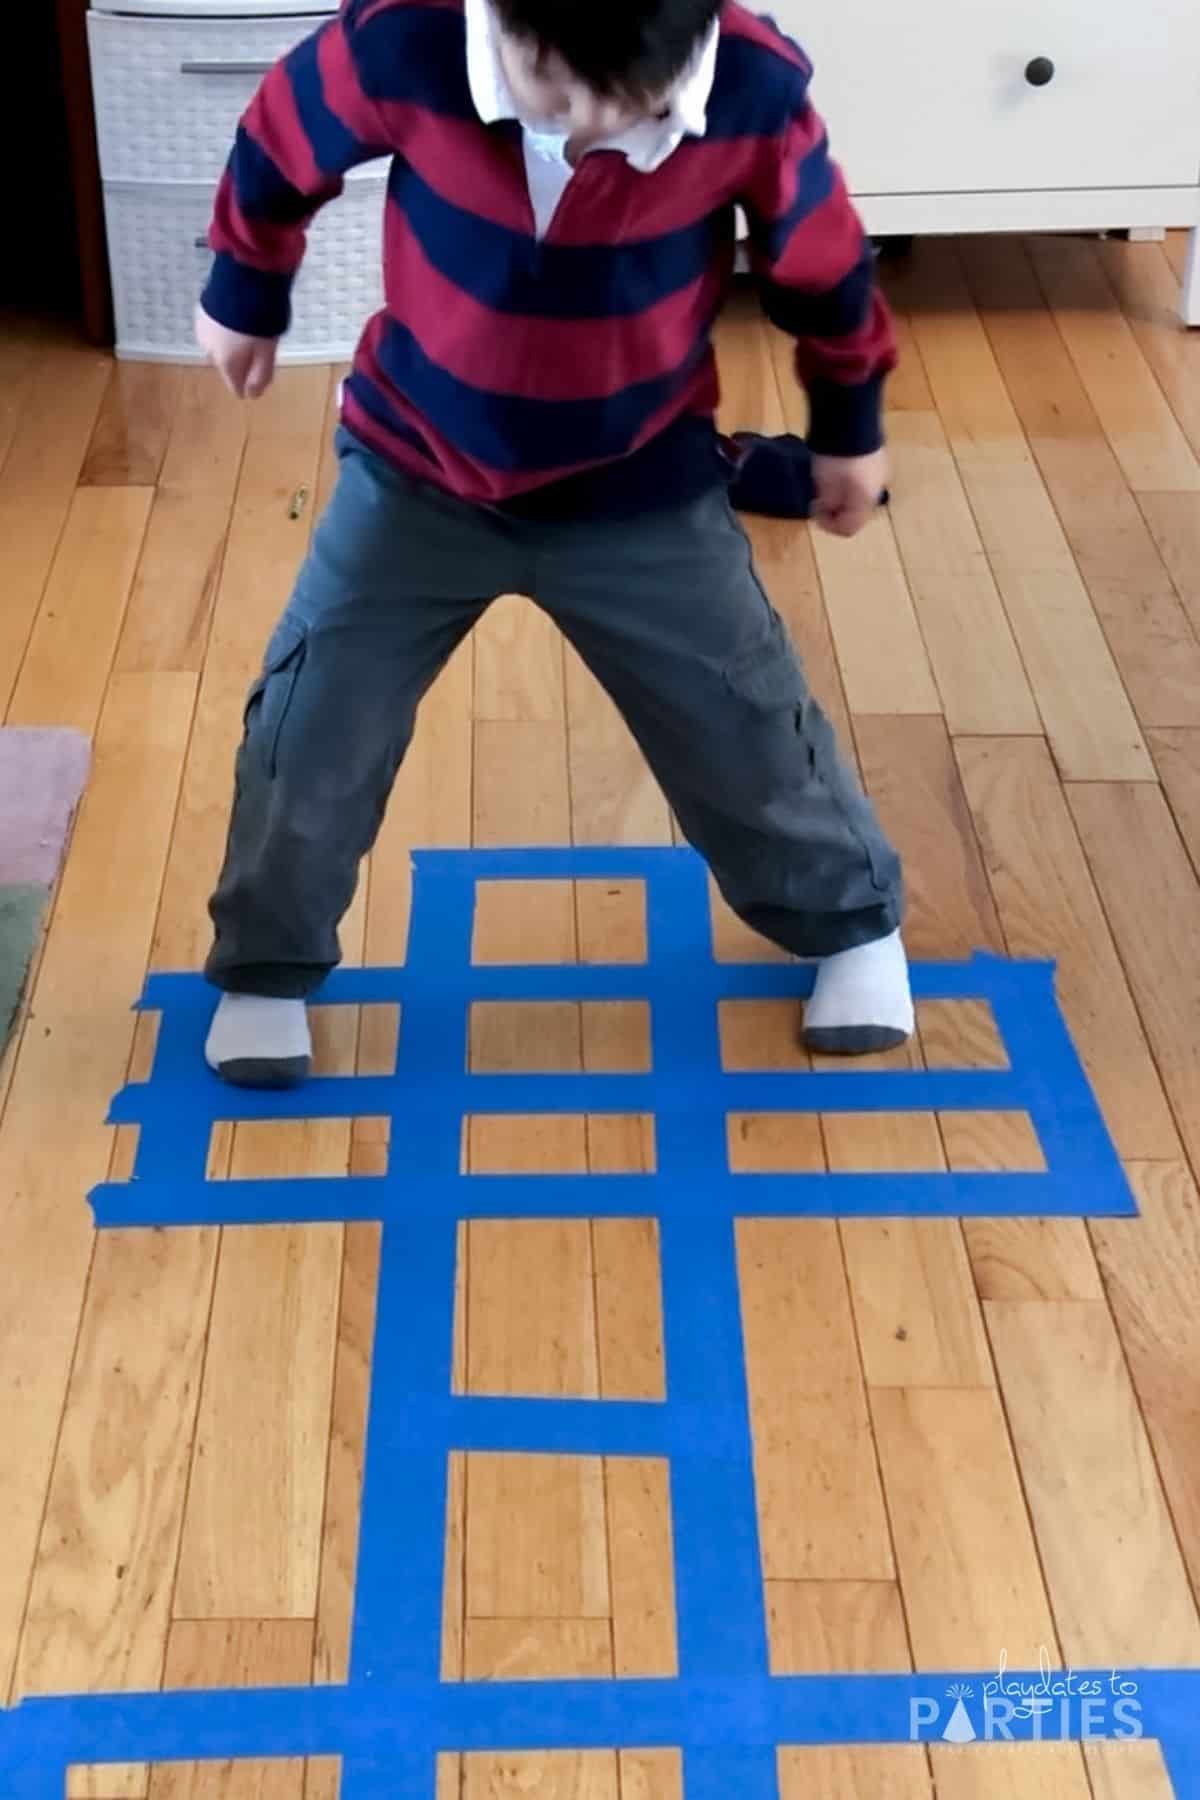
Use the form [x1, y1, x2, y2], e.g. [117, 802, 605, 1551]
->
[464, 0, 718, 171]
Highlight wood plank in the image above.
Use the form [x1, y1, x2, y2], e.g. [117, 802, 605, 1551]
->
[871, 1386, 1058, 1667]
[1028, 236, 1200, 493]
[463, 1617, 612, 1678]
[855, 714, 1003, 959]
[114, 371, 247, 674]
[0, 343, 111, 710]
[605, 1458, 676, 1676]
[878, 288, 936, 413]
[780, 1747, 932, 1799]
[805, 510, 942, 717]
[1098, 240, 1200, 467]
[885, 410, 1040, 734]
[564, 643, 672, 846]
[146, 1620, 312, 1800]
[986, 1300, 1200, 1663]
[962, 236, 1200, 731]
[0, 670, 196, 1703]
[737, 1220, 894, 1580]
[1148, 726, 1200, 876]
[1138, 492, 1200, 641]
[17, 1228, 216, 1798]
[7, 485, 152, 731]
[962, 1217, 1103, 1302]
[939, 1111, 1046, 1174]
[463, 1751, 618, 1800]
[464, 1435, 608, 1618]
[618, 1751, 683, 1800]
[474, 719, 572, 848]
[1091, 1162, 1200, 1604]
[956, 737, 1180, 1160]
[894, 240, 1152, 780]
[313, 1222, 381, 1686]
[823, 1097, 944, 1179]
[592, 1219, 664, 1402]
[152, 368, 330, 974]
[475, 595, 564, 723]
[763, 322, 939, 716]
[173, 1212, 343, 1618]
[841, 1219, 992, 1387]
[930, 1743, 1092, 1798]
[468, 1220, 599, 1398]
[1068, 782, 1200, 1169]
[715, 295, 786, 436]
[80, 364, 181, 488]
[767, 1580, 911, 1673]
[1085, 1740, 1177, 1800]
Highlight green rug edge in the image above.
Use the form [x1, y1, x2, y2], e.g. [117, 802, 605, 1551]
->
[0, 883, 50, 1051]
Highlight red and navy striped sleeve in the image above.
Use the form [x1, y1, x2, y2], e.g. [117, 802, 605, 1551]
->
[738, 44, 896, 458]
[202, 3, 394, 338]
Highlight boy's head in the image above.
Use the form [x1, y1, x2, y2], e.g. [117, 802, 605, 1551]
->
[491, 0, 722, 139]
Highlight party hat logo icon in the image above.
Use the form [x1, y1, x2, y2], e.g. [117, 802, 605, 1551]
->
[942, 1684, 977, 1744]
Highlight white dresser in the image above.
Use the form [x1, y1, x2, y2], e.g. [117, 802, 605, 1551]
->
[87, 0, 1200, 359]
[779, 0, 1200, 325]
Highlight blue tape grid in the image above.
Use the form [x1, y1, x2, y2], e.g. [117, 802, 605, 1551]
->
[5, 848, 1198, 1797]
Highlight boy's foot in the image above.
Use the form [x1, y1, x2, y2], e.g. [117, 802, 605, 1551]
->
[802, 930, 914, 1056]
[205, 993, 312, 1088]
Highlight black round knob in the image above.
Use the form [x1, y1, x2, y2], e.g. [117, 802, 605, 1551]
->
[1025, 56, 1056, 87]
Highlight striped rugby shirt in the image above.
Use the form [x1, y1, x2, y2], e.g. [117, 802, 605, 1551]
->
[202, 0, 897, 515]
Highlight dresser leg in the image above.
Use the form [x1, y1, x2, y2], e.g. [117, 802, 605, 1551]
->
[1185, 223, 1200, 328]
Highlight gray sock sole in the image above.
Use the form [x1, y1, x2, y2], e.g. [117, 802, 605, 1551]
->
[802, 1022, 911, 1057]
[215, 1054, 312, 1090]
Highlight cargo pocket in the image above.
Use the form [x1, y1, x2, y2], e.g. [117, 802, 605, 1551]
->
[244, 622, 307, 779]
[721, 607, 805, 712]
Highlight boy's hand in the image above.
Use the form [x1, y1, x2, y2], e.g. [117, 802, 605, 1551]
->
[195, 305, 279, 399]
[811, 449, 889, 538]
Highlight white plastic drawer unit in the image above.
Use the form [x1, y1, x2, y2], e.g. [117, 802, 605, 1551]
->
[88, 11, 337, 184]
[102, 176, 387, 361]
[87, 8, 386, 358]
[789, 0, 1200, 197]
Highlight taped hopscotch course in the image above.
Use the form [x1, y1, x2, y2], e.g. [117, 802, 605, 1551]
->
[7, 848, 1200, 1797]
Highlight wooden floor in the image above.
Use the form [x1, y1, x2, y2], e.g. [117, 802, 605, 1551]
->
[3, 231, 1200, 1799]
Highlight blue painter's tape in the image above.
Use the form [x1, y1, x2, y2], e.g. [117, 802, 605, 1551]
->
[1164, 1735, 1200, 1799]
[350, 1218, 458, 1684]
[339, 1755, 436, 1798]
[684, 1746, 781, 1800]
[53, 849, 1179, 1799]
[91, 1168, 1136, 1231]
[8, 1671, 1200, 1764]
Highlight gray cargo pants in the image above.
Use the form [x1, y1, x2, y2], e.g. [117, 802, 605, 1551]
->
[207, 430, 902, 995]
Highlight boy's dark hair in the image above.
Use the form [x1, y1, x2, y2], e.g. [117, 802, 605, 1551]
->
[491, 0, 723, 100]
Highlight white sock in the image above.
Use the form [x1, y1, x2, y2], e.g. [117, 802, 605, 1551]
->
[803, 929, 914, 1054]
[205, 992, 312, 1088]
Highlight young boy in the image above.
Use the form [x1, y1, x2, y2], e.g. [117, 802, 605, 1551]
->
[197, 0, 910, 1089]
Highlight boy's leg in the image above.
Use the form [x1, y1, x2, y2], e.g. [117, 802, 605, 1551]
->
[533, 489, 909, 1050]
[205, 435, 517, 1074]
